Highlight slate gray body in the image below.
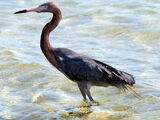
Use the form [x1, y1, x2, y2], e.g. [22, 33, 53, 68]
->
[53, 48, 135, 101]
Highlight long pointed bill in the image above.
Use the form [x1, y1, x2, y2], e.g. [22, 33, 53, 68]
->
[14, 9, 27, 14]
[14, 7, 41, 14]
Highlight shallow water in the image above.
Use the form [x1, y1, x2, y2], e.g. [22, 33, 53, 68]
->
[0, 0, 160, 120]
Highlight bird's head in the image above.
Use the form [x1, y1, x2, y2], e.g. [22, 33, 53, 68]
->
[14, 2, 61, 14]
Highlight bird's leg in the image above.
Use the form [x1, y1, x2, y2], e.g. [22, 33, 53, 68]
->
[83, 86, 94, 102]
[78, 84, 87, 101]
[84, 88, 100, 106]
[77, 81, 95, 102]
[78, 82, 99, 106]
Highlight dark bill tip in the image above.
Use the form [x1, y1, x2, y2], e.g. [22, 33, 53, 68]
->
[14, 9, 27, 14]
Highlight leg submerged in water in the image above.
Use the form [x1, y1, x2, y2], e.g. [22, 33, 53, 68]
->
[77, 81, 95, 102]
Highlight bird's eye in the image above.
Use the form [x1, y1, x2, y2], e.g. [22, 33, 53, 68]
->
[39, 5, 48, 10]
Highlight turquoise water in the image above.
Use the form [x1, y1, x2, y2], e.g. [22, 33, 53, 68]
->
[0, 0, 160, 119]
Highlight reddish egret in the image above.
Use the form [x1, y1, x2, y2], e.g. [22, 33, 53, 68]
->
[14, 2, 135, 102]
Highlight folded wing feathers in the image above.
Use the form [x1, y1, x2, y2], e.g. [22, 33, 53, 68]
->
[94, 60, 135, 86]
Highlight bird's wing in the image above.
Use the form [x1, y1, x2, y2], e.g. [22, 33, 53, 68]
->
[54, 48, 107, 82]
[57, 55, 104, 81]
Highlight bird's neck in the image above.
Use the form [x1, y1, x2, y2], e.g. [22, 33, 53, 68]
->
[40, 11, 62, 53]
[40, 10, 62, 71]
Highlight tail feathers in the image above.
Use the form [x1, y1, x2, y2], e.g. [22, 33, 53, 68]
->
[120, 84, 142, 99]
[116, 72, 141, 98]
[121, 71, 135, 85]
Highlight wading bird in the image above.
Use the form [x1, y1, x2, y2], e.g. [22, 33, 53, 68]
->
[14, 2, 135, 102]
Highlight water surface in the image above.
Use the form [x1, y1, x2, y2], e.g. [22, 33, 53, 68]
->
[0, 0, 160, 120]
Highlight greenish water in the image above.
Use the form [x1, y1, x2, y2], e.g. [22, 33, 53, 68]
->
[0, 0, 160, 120]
